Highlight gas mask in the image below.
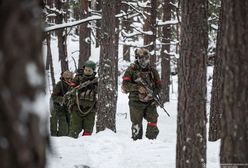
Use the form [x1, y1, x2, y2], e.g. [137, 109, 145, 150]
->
[137, 55, 150, 68]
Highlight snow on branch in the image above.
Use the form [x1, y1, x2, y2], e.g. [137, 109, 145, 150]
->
[157, 20, 178, 27]
[44, 15, 101, 32]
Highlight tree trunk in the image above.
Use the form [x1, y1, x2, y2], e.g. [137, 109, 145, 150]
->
[95, 0, 102, 48]
[176, 0, 208, 168]
[143, 0, 157, 66]
[220, 1, 248, 166]
[122, 4, 131, 62]
[96, 0, 117, 133]
[115, 0, 121, 89]
[208, 0, 223, 142]
[56, 0, 68, 72]
[78, 0, 91, 69]
[0, 1, 47, 168]
[160, 0, 172, 103]
[72, 1, 80, 35]
[46, 34, 56, 90]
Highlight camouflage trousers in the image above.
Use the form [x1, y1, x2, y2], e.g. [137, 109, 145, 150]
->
[129, 100, 159, 140]
[50, 105, 70, 136]
[68, 105, 96, 138]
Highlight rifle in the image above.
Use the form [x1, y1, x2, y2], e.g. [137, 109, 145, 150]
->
[63, 78, 98, 105]
[135, 77, 170, 117]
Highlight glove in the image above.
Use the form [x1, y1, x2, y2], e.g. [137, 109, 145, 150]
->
[138, 86, 147, 94]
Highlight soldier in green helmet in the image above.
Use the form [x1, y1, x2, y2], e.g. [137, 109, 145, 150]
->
[50, 70, 74, 136]
[67, 60, 98, 138]
[122, 48, 162, 140]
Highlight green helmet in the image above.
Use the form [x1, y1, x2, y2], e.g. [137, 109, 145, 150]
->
[84, 60, 96, 71]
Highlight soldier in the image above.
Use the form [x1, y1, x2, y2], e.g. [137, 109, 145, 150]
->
[50, 70, 74, 136]
[68, 60, 98, 138]
[122, 48, 162, 140]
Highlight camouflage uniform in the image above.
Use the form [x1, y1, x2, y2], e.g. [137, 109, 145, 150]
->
[122, 48, 161, 140]
[50, 74, 72, 136]
[68, 61, 98, 138]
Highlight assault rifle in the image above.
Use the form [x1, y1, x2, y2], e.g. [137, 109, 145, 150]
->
[63, 78, 98, 104]
[135, 77, 170, 117]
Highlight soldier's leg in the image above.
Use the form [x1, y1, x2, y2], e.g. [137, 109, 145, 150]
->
[144, 103, 159, 139]
[129, 100, 146, 140]
[57, 110, 69, 136]
[82, 111, 96, 136]
[50, 98, 58, 136]
[50, 115, 58, 136]
[68, 107, 83, 138]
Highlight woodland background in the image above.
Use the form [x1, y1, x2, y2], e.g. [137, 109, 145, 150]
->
[0, 0, 247, 168]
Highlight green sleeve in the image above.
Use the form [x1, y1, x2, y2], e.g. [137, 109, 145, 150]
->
[122, 66, 139, 93]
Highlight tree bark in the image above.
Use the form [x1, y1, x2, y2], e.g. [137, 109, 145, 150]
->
[208, 0, 223, 142]
[56, 0, 68, 72]
[0, 1, 47, 168]
[95, 0, 102, 48]
[122, 4, 131, 62]
[160, 0, 172, 103]
[45, 34, 56, 90]
[176, 0, 208, 167]
[220, 1, 248, 166]
[96, 0, 117, 133]
[78, 0, 91, 69]
[143, 0, 157, 66]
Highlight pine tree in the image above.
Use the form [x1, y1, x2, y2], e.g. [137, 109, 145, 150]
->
[220, 1, 248, 166]
[96, 0, 117, 133]
[0, 1, 47, 167]
[176, 0, 208, 167]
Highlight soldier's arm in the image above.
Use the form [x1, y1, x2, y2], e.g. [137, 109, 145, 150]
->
[122, 67, 139, 93]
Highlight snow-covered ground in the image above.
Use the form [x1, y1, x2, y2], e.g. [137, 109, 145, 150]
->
[46, 81, 220, 168]
[45, 37, 220, 168]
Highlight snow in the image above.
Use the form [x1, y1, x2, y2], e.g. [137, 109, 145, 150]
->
[44, 15, 101, 32]
[46, 78, 220, 168]
[45, 37, 220, 168]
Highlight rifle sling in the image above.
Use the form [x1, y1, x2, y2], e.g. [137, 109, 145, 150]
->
[75, 90, 96, 117]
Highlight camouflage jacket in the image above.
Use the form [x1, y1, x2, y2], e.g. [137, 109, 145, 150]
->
[122, 61, 161, 101]
[71, 73, 98, 107]
[51, 79, 72, 106]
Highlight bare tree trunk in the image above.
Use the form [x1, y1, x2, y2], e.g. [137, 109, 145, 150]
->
[72, 1, 80, 35]
[95, 0, 102, 48]
[115, 0, 121, 89]
[122, 4, 131, 62]
[160, 0, 172, 103]
[208, 0, 223, 142]
[143, 0, 157, 66]
[45, 34, 56, 89]
[176, 0, 208, 167]
[0, 1, 47, 168]
[78, 0, 91, 69]
[96, 0, 117, 133]
[220, 1, 248, 167]
[56, 0, 68, 72]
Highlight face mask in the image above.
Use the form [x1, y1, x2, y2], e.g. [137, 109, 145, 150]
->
[137, 56, 150, 68]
